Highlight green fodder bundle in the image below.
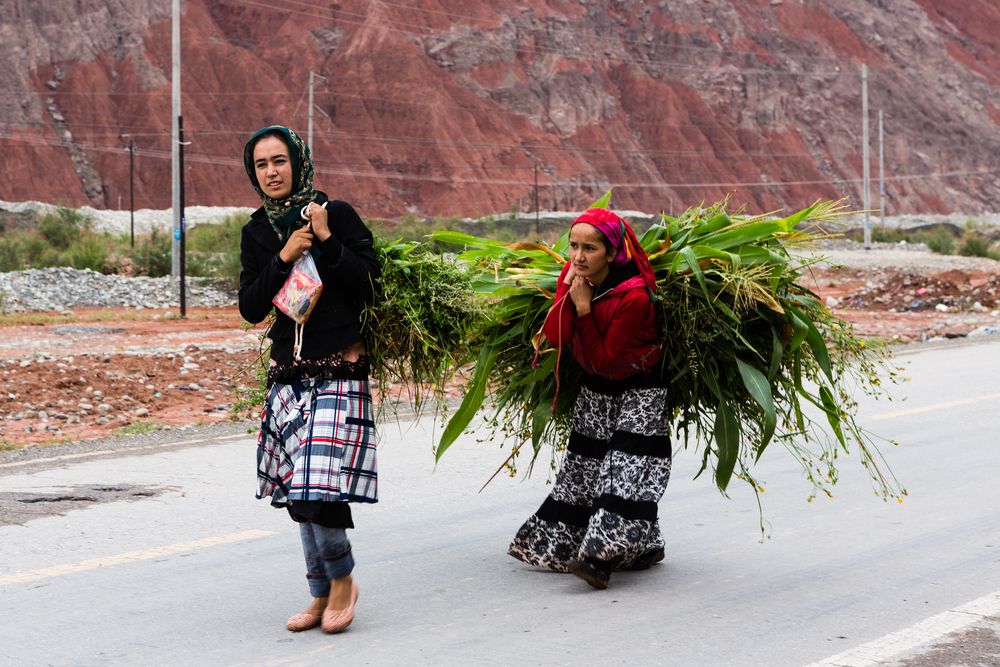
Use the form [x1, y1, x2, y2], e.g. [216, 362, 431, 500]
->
[237, 237, 486, 419]
[363, 237, 488, 413]
[433, 193, 906, 502]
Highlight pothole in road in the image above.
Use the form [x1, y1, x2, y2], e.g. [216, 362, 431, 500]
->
[0, 484, 169, 525]
[17, 495, 97, 504]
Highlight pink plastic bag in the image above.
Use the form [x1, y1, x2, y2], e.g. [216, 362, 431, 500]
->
[273, 252, 323, 324]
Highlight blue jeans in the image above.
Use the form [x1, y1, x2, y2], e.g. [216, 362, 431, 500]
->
[299, 522, 355, 598]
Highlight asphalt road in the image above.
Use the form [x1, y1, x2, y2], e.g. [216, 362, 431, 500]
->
[2, 340, 999, 666]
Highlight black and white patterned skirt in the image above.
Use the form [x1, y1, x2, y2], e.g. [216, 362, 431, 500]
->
[508, 380, 672, 572]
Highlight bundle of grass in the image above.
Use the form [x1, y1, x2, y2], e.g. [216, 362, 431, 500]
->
[433, 192, 905, 504]
[236, 237, 486, 420]
[362, 237, 488, 413]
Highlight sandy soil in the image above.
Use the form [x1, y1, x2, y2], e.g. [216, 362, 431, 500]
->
[2, 246, 999, 450]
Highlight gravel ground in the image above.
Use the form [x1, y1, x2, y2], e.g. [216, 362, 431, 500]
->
[0, 267, 237, 311]
[800, 239, 1000, 272]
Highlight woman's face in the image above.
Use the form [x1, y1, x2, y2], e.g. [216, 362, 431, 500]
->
[252, 135, 293, 199]
[569, 223, 613, 283]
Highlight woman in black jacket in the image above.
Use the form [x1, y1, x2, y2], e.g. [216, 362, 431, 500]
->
[239, 125, 380, 634]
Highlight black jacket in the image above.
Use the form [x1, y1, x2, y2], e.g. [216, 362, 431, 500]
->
[238, 192, 380, 364]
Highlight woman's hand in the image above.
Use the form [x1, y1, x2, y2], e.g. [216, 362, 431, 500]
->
[568, 276, 594, 315]
[278, 225, 314, 264]
[563, 265, 576, 285]
[305, 202, 331, 242]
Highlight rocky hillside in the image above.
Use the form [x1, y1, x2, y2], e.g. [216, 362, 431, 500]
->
[1, 0, 999, 218]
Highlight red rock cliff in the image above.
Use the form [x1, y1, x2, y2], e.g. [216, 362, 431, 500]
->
[1, 0, 999, 218]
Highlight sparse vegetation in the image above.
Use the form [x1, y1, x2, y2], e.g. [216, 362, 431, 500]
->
[186, 214, 245, 287]
[114, 421, 160, 436]
[0, 207, 111, 272]
[957, 233, 1000, 260]
[865, 224, 1000, 260]
[129, 226, 172, 277]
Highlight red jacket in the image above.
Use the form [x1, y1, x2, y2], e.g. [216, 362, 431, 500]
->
[543, 261, 664, 380]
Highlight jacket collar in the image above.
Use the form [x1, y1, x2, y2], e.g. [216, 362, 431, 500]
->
[593, 262, 644, 302]
[246, 206, 281, 252]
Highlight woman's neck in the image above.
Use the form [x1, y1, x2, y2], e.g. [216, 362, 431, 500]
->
[590, 266, 610, 287]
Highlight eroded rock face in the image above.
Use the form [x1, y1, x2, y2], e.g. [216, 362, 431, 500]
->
[1, 0, 999, 218]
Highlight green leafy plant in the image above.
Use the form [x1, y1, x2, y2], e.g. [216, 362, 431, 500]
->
[363, 237, 487, 413]
[237, 236, 487, 421]
[432, 193, 906, 504]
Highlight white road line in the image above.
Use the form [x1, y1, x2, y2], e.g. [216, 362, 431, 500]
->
[869, 392, 1000, 421]
[0, 529, 276, 586]
[0, 432, 253, 470]
[804, 590, 1000, 666]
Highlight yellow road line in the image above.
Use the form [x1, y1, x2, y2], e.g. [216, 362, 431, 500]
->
[0, 529, 275, 586]
[869, 392, 1000, 421]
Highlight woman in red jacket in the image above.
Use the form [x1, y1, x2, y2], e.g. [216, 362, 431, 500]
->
[508, 207, 672, 590]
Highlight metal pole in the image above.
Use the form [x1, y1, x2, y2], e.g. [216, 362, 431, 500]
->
[861, 64, 871, 249]
[129, 139, 135, 248]
[171, 0, 181, 276]
[179, 115, 187, 319]
[533, 161, 539, 236]
[879, 109, 885, 229]
[307, 70, 314, 150]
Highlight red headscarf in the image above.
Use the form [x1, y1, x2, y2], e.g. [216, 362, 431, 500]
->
[571, 208, 656, 291]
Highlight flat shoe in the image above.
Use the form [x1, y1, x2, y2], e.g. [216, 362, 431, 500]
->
[622, 547, 665, 571]
[286, 611, 322, 632]
[322, 582, 359, 634]
[567, 559, 610, 590]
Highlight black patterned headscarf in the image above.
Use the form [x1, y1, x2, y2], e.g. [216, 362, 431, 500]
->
[243, 125, 315, 241]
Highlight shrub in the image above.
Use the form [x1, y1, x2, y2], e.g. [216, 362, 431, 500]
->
[958, 234, 993, 258]
[65, 234, 109, 271]
[921, 228, 956, 255]
[185, 214, 245, 287]
[37, 207, 93, 250]
[871, 227, 908, 243]
[0, 232, 51, 271]
[130, 227, 172, 277]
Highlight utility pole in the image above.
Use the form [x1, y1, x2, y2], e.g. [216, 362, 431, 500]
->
[861, 64, 871, 249]
[878, 109, 885, 229]
[533, 160, 540, 236]
[307, 70, 315, 150]
[179, 117, 187, 318]
[171, 0, 181, 276]
[128, 139, 135, 247]
[305, 71, 328, 152]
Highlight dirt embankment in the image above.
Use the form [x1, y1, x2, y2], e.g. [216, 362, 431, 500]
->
[799, 246, 1000, 342]
[0, 308, 262, 447]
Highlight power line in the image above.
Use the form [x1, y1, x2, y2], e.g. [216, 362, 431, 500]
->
[2, 131, 993, 189]
[0, 119, 835, 161]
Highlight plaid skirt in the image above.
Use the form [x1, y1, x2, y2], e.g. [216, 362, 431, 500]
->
[256, 375, 378, 505]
